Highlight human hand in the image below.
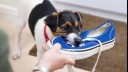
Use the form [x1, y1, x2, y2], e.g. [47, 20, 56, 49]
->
[36, 43, 75, 72]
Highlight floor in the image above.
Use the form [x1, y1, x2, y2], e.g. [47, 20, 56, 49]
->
[0, 20, 88, 72]
[75, 14, 127, 72]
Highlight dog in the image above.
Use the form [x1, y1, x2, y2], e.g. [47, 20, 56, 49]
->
[12, 0, 83, 60]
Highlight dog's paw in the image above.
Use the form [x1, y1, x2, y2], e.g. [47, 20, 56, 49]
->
[12, 48, 21, 60]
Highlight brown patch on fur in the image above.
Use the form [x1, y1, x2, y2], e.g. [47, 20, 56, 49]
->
[74, 12, 83, 28]
[75, 21, 79, 27]
[53, 27, 67, 36]
[52, 12, 59, 16]
[65, 21, 72, 27]
[75, 12, 83, 22]
[53, 21, 73, 37]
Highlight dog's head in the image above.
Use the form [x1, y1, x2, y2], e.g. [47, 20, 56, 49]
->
[45, 11, 83, 46]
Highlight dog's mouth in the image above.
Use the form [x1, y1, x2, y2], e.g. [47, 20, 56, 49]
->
[62, 33, 82, 46]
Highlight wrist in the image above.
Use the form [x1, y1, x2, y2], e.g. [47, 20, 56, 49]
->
[31, 66, 49, 72]
[35, 59, 52, 72]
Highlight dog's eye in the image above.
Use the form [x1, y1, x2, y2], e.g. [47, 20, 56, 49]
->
[62, 26, 69, 30]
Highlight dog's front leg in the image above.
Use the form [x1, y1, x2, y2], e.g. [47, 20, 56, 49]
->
[12, 17, 26, 60]
[12, 1, 27, 60]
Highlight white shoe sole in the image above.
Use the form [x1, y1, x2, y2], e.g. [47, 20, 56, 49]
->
[47, 39, 115, 60]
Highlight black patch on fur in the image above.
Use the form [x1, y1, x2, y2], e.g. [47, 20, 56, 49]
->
[59, 11, 78, 26]
[44, 15, 58, 32]
[28, 0, 57, 36]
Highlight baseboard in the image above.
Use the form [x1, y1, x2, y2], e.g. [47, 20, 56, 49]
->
[0, 4, 17, 23]
[55, 0, 127, 23]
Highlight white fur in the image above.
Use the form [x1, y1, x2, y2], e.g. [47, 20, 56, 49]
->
[12, 0, 54, 60]
[35, 17, 54, 59]
[66, 33, 80, 45]
[66, 33, 78, 45]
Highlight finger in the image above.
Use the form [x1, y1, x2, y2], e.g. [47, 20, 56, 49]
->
[53, 43, 61, 52]
[66, 58, 75, 65]
[62, 55, 75, 65]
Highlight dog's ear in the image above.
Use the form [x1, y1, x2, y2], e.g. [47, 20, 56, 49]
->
[74, 12, 83, 28]
[45, 12, 59, 32]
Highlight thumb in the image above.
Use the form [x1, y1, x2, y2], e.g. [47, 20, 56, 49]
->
[53, 43, 61, 52]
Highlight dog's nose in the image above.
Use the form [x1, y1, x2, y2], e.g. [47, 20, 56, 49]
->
[75, 38, 82, 46]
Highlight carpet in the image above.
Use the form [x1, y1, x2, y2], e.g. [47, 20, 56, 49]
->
[29, 13, 127, 72]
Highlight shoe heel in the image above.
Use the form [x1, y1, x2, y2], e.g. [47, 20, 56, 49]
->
[102, 40, 115, 51]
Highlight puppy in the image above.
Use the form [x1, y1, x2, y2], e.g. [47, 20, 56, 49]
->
[12, 0, 83, 60]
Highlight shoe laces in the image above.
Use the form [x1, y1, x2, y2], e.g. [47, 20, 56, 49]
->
[83, 38, 102, 72]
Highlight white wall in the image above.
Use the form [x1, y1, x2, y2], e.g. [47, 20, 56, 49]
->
[0, 0, 127, 23]
[0, 0, 19, 22]
[0, 0, 19, 7]
[55, 0, 127, 15]
[55, 0, 127, 23]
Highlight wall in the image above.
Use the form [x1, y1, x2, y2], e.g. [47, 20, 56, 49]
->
[54, 0, 127, 23]
[55, 0, 127, 15]
[0, 0, 19, 22]
[0, 0, 127, 23]
[0, 0, 19, 7]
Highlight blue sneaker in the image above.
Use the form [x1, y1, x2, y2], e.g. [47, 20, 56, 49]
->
[47, 20, 115, 72]
[47, 20, 115, 60]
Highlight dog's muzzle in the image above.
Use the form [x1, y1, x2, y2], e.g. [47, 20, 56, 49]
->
[66, 33, 82, 46]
